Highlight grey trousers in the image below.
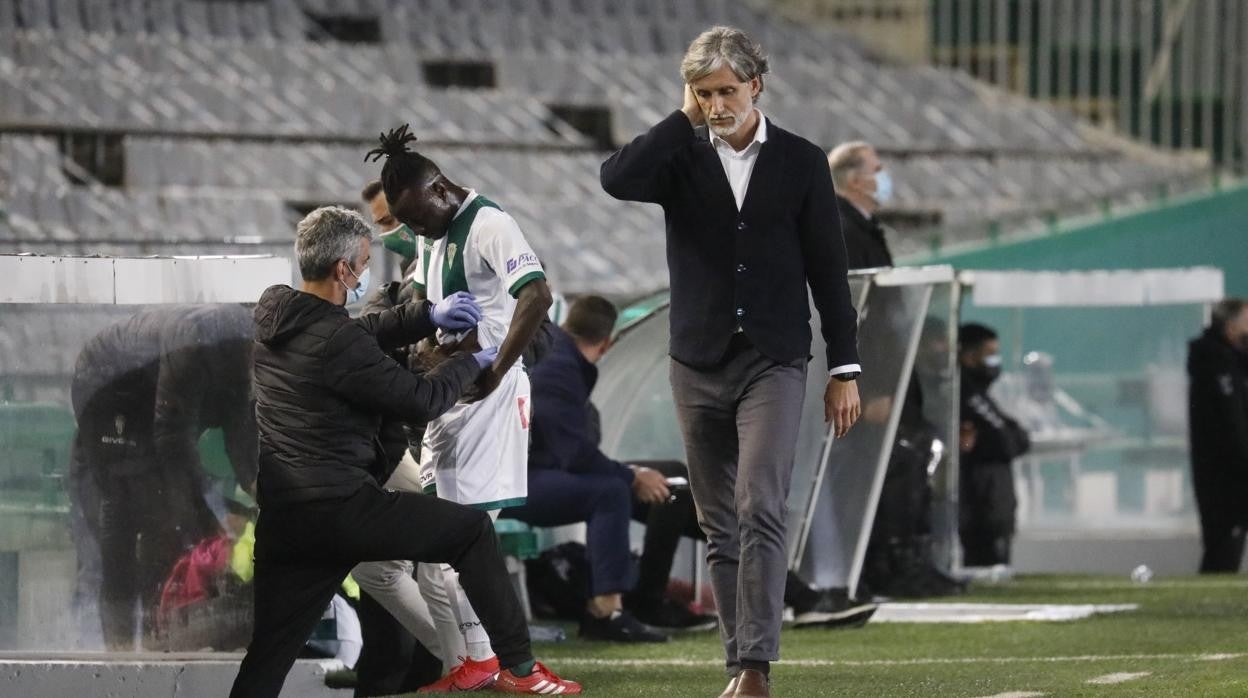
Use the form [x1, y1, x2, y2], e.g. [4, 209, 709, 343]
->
[670, 337, 807, 672]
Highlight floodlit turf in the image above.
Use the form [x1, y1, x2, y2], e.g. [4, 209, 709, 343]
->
[396, 575, 1248, 697]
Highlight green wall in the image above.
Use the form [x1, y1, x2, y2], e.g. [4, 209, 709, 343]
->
[919, 181, 1248, 296]
[913, 182, 1247, 373]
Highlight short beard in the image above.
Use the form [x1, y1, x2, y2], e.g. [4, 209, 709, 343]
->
[708, 106, 754, 138]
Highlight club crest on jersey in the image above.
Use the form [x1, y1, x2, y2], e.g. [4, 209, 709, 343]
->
[506, 253, 539, 274]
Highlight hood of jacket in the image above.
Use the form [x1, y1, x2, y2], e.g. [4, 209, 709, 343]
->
[253, 285, 345, 347]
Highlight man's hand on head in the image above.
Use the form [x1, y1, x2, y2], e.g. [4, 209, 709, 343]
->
[824, 377, 861, 439]
[682, 84, 705, 126]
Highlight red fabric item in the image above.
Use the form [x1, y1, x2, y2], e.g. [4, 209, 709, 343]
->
[158, 535, 231, 626]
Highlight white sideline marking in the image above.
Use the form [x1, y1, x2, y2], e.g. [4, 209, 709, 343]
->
[550, 652, 1246, 668]
[975, 693, 1046, 698]
[872, 602, 1137, 623]
[1053, 580, 1248, 590]
[1086, 672, 1150, 685]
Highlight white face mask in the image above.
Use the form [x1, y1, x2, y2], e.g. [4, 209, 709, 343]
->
[343, 265, 371, 305]
[873, 170, 894, 205]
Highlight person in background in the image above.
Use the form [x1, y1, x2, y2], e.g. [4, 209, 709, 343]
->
[827, 141, 894, 270]
[504, 295, 707, 642]
[68, 304, 257, 651]
[353, 180, 450, 695]
[1187, 298, 1248, 573]
[827, 155, 959, 597]
[957, 323, 1029, 567]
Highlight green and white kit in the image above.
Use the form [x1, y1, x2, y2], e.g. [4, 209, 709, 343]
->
[404, 190, 546, 510]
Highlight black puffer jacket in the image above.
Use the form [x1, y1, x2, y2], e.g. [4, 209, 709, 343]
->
[960, 373, 1030, 468]
[71, 304, 257, 486]
[1188, 328, 1248, 514]
[252, 285, 480, 504]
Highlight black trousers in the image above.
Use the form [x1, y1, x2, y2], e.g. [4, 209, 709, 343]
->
[504, 460, 702, 603]
[230, 483, 531, 698]
[628, 462, 818, 609]
[353, 590, 442, 697]
[1193, 457, 1247, 573]
[959, 464, 1017, 567]
[629, 460, 705, 607]
[70, 435, 219, 650]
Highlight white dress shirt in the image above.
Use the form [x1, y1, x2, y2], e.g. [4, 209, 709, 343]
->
[710, 110, 861, 379]
[710, 111, 768, 211]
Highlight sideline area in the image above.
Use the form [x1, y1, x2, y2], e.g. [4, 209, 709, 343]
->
[524, 575, 1248, 697]
[3, 575, 1244, 696]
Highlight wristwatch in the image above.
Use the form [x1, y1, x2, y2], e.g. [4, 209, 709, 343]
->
[833, 371, 861, 382]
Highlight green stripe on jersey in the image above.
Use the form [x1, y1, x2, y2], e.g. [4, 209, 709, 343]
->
[441, 196, 502, 296]
[466, 496, 526, 511]
[418, 238, 434, 293]
[508, 270, 546, 298]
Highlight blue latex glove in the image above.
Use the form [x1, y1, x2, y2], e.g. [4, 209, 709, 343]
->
[473, 345, 500, 371]
[431, 291, 482, 331]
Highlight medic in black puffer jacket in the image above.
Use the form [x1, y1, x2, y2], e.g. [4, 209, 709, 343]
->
[251, 284, 480, 505]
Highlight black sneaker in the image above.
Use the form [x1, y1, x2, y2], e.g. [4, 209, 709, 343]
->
[579, 610, 669, 643]
[792, 588, 877, 629]
[631, 599, 718, 632]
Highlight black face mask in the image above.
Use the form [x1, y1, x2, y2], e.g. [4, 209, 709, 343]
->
[965, 363, 1001, 385]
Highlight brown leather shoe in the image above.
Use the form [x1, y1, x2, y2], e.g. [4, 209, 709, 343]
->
[733, 669, 771, 698]
[716, 675, 740, 698]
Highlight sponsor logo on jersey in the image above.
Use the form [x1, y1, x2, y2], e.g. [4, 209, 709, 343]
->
[506, 253, 539, 274]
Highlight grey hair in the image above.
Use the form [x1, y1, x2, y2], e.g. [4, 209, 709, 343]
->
[680, 26, 769, 101]
[295, 206, 374, 281]
[827, 141, 875, 190]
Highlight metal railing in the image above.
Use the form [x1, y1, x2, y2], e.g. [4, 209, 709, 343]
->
[929, 0, 1246, 170]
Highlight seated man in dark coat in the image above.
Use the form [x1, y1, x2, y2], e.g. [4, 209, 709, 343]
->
[503, 296, 673, 642]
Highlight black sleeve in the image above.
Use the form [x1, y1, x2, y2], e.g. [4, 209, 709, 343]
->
[532, 378, 633, 483]
[353, 300, 438, 351]
[1193, 349, 1248, 462]
[1007, 417, 1031, 458]
[221, 399, 259, 489]
[325, 323, 480, 424]
[599, 110, 694, 205]
[360, 281, 402, 317]
[797, 146, 860, 369]
[152, 337, 208, 477]
[964, 393, 1029, 463]
[521, 318, 558, 370]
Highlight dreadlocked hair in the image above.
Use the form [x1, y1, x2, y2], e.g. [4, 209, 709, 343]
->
[364, 123, 441, 205]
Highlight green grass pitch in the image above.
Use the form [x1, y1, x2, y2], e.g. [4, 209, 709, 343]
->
[398, 575, 1248, 696]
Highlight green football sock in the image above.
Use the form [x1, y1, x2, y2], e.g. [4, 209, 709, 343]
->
[510, 659, 536, 677]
